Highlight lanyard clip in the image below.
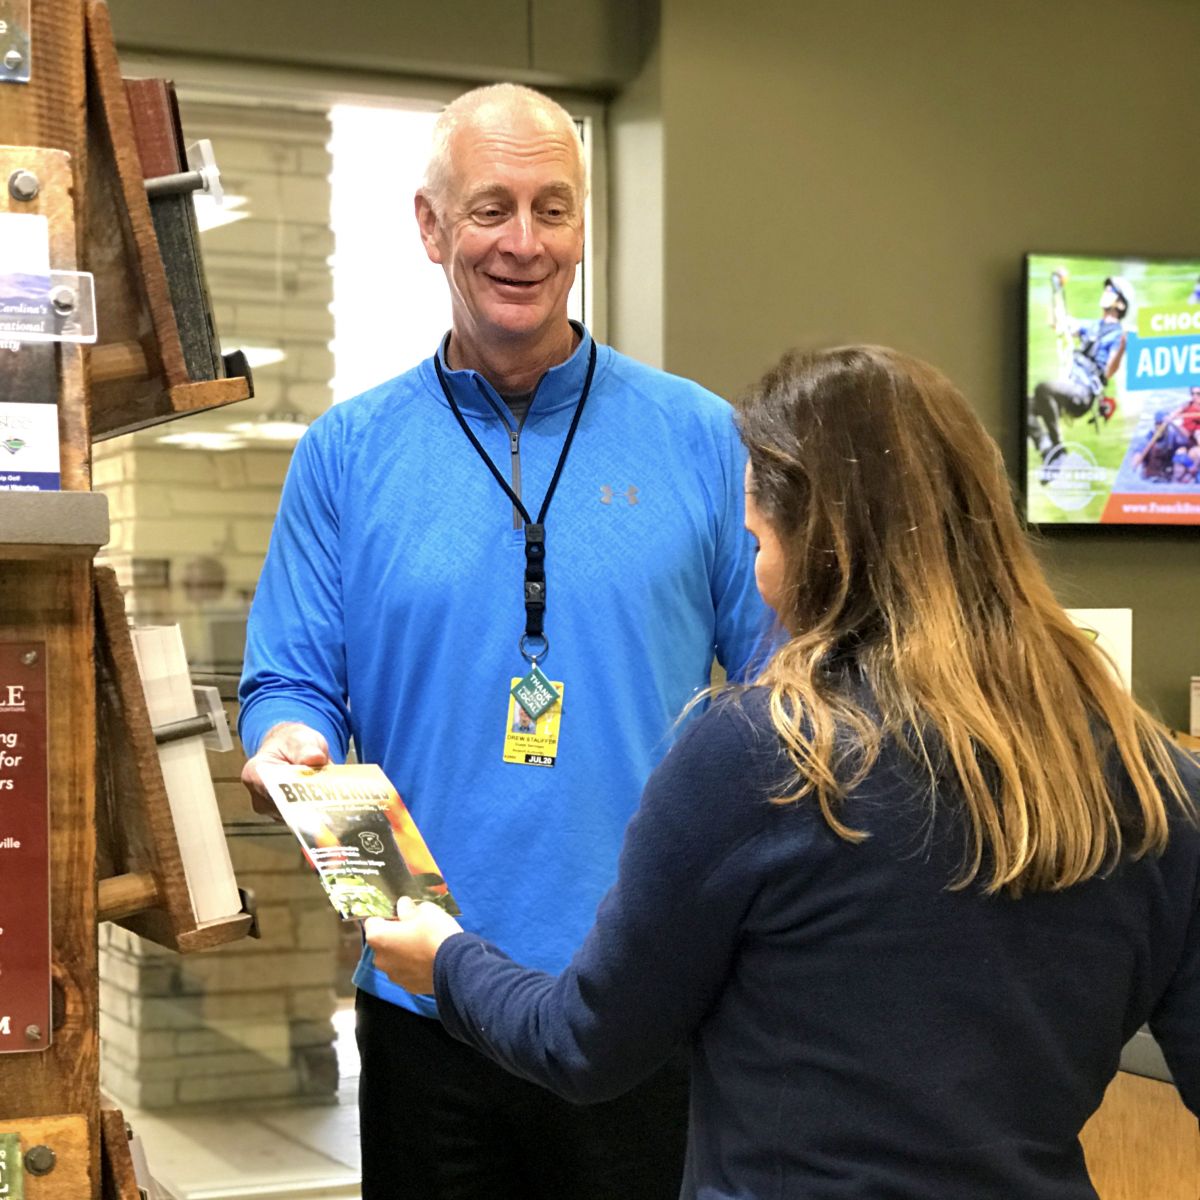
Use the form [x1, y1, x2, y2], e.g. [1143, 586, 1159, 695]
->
[524, 523, 546, 638]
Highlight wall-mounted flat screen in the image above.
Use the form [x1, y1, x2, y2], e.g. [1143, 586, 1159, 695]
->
[1024, 253, 1200, 527]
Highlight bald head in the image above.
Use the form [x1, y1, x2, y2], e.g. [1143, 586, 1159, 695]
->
[421, 84, 587, 217]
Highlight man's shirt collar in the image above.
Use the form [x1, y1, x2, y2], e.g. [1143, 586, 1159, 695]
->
[428, 322, 594, 419]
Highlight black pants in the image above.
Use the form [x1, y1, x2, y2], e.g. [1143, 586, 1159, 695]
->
[356, 990, 689, 1200]
[1031, 378, 1094, 452]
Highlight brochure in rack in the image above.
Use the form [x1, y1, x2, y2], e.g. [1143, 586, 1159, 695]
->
[258, 762, 460, 921]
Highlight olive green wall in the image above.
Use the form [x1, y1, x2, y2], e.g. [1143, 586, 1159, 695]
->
[655, 0, 1200, 727]
[105, 0, 1200, 726]
[107, 0, 650, 89]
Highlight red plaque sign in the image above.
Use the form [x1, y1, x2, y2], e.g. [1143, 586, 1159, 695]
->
[0, 641, 50, 1054]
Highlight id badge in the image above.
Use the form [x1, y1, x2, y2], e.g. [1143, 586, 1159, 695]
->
[503, 675, 564, 767]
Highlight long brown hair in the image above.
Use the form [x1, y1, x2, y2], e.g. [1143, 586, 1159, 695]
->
[736, 345, 1194, 896]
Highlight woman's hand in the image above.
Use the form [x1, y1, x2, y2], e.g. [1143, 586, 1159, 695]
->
[364, 898, 463, 994]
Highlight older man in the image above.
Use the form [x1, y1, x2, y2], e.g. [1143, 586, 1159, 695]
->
[239, 83, 768, 1199]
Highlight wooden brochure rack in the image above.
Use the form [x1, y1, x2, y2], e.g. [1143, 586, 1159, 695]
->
[1, 2, 254, 1196]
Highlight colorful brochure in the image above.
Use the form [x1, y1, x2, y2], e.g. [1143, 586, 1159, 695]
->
[258, 762, 459, 921]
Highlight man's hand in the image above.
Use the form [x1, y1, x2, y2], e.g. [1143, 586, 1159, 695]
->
[364, 898, 463, 994]
[241, 721, 330, 818]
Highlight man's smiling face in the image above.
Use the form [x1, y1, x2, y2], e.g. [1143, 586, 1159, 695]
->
[417, 105, 585, 355]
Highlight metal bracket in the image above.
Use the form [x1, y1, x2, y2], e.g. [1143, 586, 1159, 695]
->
[0, 267, 98, 345]
[144, 138, 223, 202]
[151, 685, 232, 751]
[237, 886, 261, 939]
[0, 0, 30, 84]
[0, 148, 97, 345]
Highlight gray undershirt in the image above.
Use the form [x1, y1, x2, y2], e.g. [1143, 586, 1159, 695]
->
[502, 392, 535, 427]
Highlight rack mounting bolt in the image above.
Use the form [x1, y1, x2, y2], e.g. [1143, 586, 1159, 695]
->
[24, 1145, 56, 1176]
[8, 169, 39, 202]
[49, 286, 77, 316]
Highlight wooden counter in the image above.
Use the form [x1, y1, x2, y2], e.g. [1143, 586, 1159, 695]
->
[1082, 1070, 1199, 1198]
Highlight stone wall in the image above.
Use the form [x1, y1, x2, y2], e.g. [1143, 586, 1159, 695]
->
[91, 446, 291, 672]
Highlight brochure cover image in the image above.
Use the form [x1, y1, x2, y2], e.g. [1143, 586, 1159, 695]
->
[259, 762, 459, 920]
[1024, 253, 1200, 526]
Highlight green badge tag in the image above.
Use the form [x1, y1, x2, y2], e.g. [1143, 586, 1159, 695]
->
[511, 664, 560, 721]
[0, 1132, 24, 1200]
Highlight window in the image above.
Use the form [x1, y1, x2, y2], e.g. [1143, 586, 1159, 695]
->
[93, 62, 602, 1198]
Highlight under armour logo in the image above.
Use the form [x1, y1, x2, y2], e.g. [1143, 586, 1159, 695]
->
[600, 485, 639, 505]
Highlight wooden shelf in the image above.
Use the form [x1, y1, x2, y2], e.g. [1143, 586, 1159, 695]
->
[94, 566, 253, 953]
[1, 5, 254, 1194]
[1081, 1071, 1200, 1198]
[83, 0, 254, 442]
[0, 493, 110, 560]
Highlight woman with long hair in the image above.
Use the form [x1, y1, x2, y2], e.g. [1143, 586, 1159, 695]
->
[367, 345, 1200, 1199]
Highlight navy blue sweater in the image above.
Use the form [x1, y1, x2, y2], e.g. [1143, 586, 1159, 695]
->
[434, 688, 1200, 1199]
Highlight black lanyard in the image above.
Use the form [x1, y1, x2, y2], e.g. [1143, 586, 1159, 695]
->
[434, 339, 598, 665]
